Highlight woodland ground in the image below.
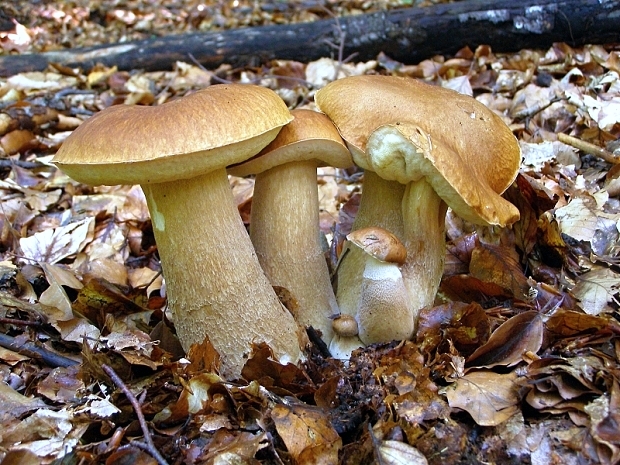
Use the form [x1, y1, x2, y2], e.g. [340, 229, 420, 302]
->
[0, 1, 619, 464]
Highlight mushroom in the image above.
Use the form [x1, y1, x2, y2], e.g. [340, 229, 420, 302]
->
[328, 313, 363, 360]
[52, 84, 303, 378]
[346, 226, 412, 345]
[228, 109, 353, 343]
[315, 75, 521, 326]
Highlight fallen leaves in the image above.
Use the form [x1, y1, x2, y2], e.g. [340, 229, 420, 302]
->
[0, 2, 620, 461]
[444, 371, 521, 426]
[272, 402, 342, 464]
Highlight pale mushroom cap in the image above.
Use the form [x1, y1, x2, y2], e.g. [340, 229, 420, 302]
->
[227, 108, 353, 177]
[53, 84, 293, 185]
[347, 227, 407, 265]
[315, 75, 521, 227]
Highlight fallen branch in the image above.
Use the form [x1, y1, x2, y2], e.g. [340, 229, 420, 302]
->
[558, 133, 620, 164]
[102, 364, 169, 465]
[0, 332, 79, 368]
[0, 0, 618, 76]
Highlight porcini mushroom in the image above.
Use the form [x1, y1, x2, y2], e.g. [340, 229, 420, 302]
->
[328, 313, 363, 360]
[347, 226, 412, 345]
[316, 75, 520, 327]
[228, 109, 353, 343]
[52, 84, 303, 378]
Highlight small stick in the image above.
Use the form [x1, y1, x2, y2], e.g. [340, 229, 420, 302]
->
[558, 133, 620, 164]
[0, 333, 78, 368]
[101, 364, 169, 465]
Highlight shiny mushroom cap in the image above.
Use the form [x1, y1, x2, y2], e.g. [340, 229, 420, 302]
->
[332, 314, 359, 338]
[227, 108, 353, 177]
[315, 75, 521, 227]
[346, 227, 406, 265]
[53, 84, 293, 186]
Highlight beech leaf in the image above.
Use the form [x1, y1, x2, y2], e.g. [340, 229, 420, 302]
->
[272, 402, 342, 464]
[469, 243, 532, 301]
[444, 370, 520, 426]
[467, 311, 544, 368]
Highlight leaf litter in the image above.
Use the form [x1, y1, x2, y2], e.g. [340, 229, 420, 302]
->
[1, 2, 620, 464]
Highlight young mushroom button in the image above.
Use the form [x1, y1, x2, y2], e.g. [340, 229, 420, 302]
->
[228, 109, 353, 344]
[347, 227, 413, 345]
[52, 84, 303, 379]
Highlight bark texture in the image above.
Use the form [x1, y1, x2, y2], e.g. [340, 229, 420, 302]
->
[1, 0, 618, 76]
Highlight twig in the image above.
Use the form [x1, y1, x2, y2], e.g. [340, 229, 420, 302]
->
[0, 332, 79, 367]
[557, 132, 620, 164]
[0, 159, 47, 169]
[368, 423, 387, 465]
[101, 364, 169, 465]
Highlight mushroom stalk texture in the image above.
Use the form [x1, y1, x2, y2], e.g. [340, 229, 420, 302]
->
[347, 227, 412, 345]
[143, 168, 302, 375]
[399, 179, 448, 320]
[334, 171, 405, 317]
[249, 160, 338, 341]
[228, 109, 352, 344]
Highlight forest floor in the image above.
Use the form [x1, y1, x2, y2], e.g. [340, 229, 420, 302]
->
[0, 1, 619, 464]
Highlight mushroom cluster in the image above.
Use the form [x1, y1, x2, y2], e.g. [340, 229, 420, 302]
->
[316, 75, 521, 333]
[52, 75, 521, 373]
[53, 84, 303, 378]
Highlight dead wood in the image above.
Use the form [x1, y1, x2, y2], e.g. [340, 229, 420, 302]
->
[0, 0, 618, 77]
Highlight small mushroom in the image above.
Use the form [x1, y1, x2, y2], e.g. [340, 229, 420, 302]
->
[228, 109, 353, 343]
[52, 84, 303, 378]
[328, 313, 363, 361]
[347, 226, 413, 345]
[331, 314, 359, 338]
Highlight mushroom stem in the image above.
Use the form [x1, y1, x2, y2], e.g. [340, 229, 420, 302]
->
[143, 168, 302, 378]
[356, 256, 412, 344]
[400, 178, 448, 324]
[250, 160, 337, 342]
[335, 171, 405, 316]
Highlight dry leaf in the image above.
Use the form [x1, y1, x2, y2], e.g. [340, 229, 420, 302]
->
[19, 217, 95, 264]
[272, 402, 342, 464]
[469, 243, 532, 301]
[467, 311, 544, 368]
[572, 266, 620, 315]
[379, 440, 428, 465]
[444, 370, 520, 426]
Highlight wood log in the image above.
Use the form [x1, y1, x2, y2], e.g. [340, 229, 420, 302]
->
[0, 0, 618, 77]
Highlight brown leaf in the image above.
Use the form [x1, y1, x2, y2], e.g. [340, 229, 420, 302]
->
[444, 233, 477, 277]
[503, 182, 538, 257]
[467, 311, 543, 368]
[417, 302, 490, 356]
[186, 337, 221, 375]
[272, 402, 342, 464]
[72, 278, 148, 328]
[241, 343, 314, 396]
[469, 243, 532, 301]
[440, 275, 510, 303]
[444, 370, 520, 426]
[545, 308, 611, 338]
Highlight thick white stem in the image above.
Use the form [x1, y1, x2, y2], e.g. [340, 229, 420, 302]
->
[250, 160, 337, 343]
[400, 179, 448, 327]
[335, 171, 405, 316]
[356, 257, 413, 345]
[143, 168, 302, 378]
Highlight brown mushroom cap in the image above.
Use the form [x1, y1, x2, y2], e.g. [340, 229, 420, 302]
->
[332, 314, 359, 338]
[228, 108, 352, 177]
[53, 84, 293, 186]
[347, 227, 406, 265]
[315, 75, 520, 227]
